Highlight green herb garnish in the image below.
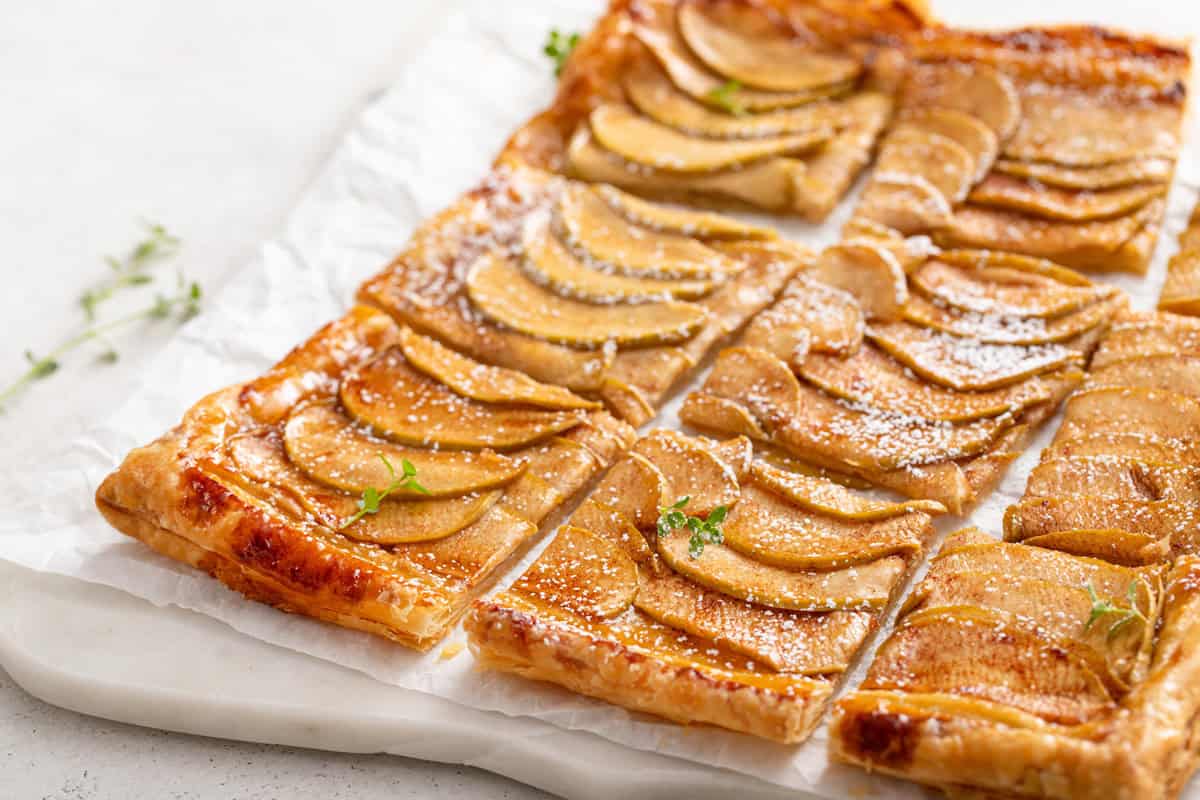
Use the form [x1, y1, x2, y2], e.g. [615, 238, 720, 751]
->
[80, 221, 180, 321]
[657, 496, 728, 559]
[706, 79, 746, 116]
[544, 29, 581, 77]
[1085, 579, 1149, 640]
[340, 455, 430, 529]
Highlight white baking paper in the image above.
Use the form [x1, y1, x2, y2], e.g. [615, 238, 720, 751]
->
[2, 0, 1199, 796]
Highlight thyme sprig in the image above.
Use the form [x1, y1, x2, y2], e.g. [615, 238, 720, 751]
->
[707, 79, 746, 116]
[544, 29, 581, 77]
[80, 221, 181, 321]
[339, 455, 430, 529]
[657, 496, 728, 559]
[1084, 579, 1150, 640]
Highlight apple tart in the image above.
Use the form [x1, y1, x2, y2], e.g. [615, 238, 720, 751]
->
[502, 0, 925, 220]
[1160, 200, 1200, 316]
[466, 430, 940, 742]
[95, 305, 635, 649]
[358, 163, 809, 426]
[830, 527, 1200, 800]
[680, 241, 1125, 512]
[851, 24, 1189, 274]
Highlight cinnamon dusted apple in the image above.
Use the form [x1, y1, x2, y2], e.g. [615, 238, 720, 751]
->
[467, 430, 937, 743]
[96, 306, 635, 650]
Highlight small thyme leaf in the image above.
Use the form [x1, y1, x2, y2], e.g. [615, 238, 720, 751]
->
[656, 497, 728, 559]
[79, 221, 181, 321]
[543, 29, 581, 77]
[1084, 579, 1149, 640]
[339, 455, 430, 529]
[707, 79, 746, 116]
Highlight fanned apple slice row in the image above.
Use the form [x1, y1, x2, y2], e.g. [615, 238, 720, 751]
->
[226, 431, 502, 544]
[1086, 355, 1200, 399]
[283, 404, 522, 497]
[657, 532, 906, 611]
[675, 0, 861, 93]
[901, 294, 1122, 346]
[1026, 457, 1200, 504]
[521, 215, 715, 302]
[992, 157, 1174, 191]
[722, 483, 927, 569]
[808, 241, 908, 321]
[1043, 432, 1200, 465]
[936, 248, 1095, 288]
[876, 127, 975, 205]
[397, 328, 600, 411]
[751, 461, 946, 520]
[903, 62, 1021, 142]
[798, 345, 1063, 422]
[589, 452, 672, 532]
[854, 174, 953, 235]
[867, 322, 1080, 391]
[1004, 496, 1196, 545]
[741, 276, 863, 362]
[512, 525, 638, 619]
[896, 107, 998, 182]
[930, 541, 1148, 599]
[466, 252, 707, 347]
[340, 348, 583, 450]
[589, 105, 828, 173]
[594, 184, 774, 240]
[1057, 386, 1200, 444]
[632, 430, 740, 517]
[622, 57, 844, 140]
[559, 185, 742, 279]
[634, 569, 874, 673]
[967, 174, 1166, 222]
[632, 21, 854, 112]
[912, 260, 1115, 319]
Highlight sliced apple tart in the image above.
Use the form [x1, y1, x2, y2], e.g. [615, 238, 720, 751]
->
[680, 242, 1124, 512]
[1160, 200, 1200, 316]
[466, 430, 940, 742]
[829, 526, 1200, 800]
[850, 24, 1188, 274]
[358, 163, 809, 426]
[502, 0, 923, 220]
[95, 305, 634, 650]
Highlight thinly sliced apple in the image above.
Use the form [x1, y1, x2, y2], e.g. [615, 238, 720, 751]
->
[912, 260, 1112, 319]
[1092, 316, 1200, 369]
[741, 276, 863, 362]
[633, 18, 854, 112]
[558, 185, 740, 279]
[589, 452, 671, 532]
[466, 252, 707, 347]
[902, 62, 1020, 141]
[622, 57, 843, 140]
[658, 531, 906, 611]
[1021, 531, 1171, 568]
[876, 127, 974, 205]
[594, 184, 773, 240]
[1058, 386, 1200, 444]
[634, 569, 874, 673]
[968, 174, 1166, 223]
[225, 430, 501, 544]
[283, 403, 522, 497]
[396, 328, 599, 411]
[1004, 496, 1196, 545]
[512, 525, 638, 619]
[897, 107, 998, 182]
[633, 430, 740, 517]
[722, 483, 926, 569]
[901, 294, 1121, 346]
[677, 393, 768, 441]
[1086, 355, 1200, 399]
[1026, 457, 1200, 504]
[930, 541, 1144, 598]
[521, 215, 714, 302]
[340, 348, 583, 450]
[936, 248, 1094, 287]
[570, 498, 655, 566]
[1161, 251, 1200, 315]
[589, 105, 827, 173]
[867, 321, 1079, 391]
[751, 461, 946, 520]
[940, 527, 996, 550]
[799, 346, 1061, 422]
[1004, 86, 1182, 167]
[809, 241, 908, 321]
[854, 173, 953, 235]
[1044, 432, 1200, 465]
[675, 0, 861, 93]
[694, 346, 802, 431]
[993, 157, 1174, 191]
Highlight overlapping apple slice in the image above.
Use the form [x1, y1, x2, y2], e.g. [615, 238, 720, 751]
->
[896, 107, 998, 182]
[593, 184, 774, 240]
[283, 403, 522, 497]
[589, 451, 672, 532]
[1092, 314, 1200, 368]
[1056, 386, 1200, 444]
[911, 260, 1114, 318]
[750, 462, 945, 520]
[631, 430, 740, 517]
[1086, 355, 1200, 399]
[511, 525, 638, 619]
[968, 174, 1166, 222]
[1026, 457, 1200, 503]
[740, 276, 864, 363]
[930, 540, 1148, 598]
[340, 347, 584, 450]
[936, 248, 1094, 287]
[875, 127, 975, 205]
[466, 252, 708, 347]
[1043, 432, 1200, 465]
[588, 105, 827, 173]
[1004, 497, 1196, 546]
[902, 62, 1020, 142]
[992, 157, 1174, 191]
[855, 174, 954, 235]
[808, 241, 908, 321]
[901, 294, 1124, 346]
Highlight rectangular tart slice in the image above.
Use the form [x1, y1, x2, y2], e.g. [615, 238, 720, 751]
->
[680, 242, 1123, 513]
[466, 429, 940, 743]
[501, 0, 924, 220]
[358, 162, 809, 426]
[850, 24, 1189, 273]
[1160, 200, 1200, 316]
[95, 305, 635, 650]
[830, 527, 1200, 800]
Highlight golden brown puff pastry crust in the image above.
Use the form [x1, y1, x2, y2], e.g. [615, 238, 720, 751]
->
[1160, 202, 1200, 316]
[96, 305, 635, 650]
